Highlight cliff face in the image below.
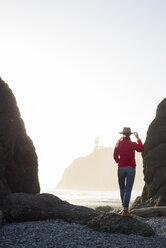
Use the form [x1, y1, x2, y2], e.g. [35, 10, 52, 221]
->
[0, 78, 40, 204]
[132, 98, 166, 208]
[56, 146, 144, 191]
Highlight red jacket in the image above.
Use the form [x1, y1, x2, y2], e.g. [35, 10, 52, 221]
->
[113, 138, 144, 168]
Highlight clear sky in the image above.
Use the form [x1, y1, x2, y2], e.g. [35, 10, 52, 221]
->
[0, 0, 166, 189]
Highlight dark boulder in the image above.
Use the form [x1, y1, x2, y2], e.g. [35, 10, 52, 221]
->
[0, 78, 40, 206]
[0, 210, 3, 227]
[95, 205, 114, 213]
[3, 193, 99, 224]
[131, 98, 166, 209]
[3, 193, 155, 236]
[87, 213, 155, 236]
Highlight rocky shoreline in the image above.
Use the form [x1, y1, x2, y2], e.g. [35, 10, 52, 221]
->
[1, 193, 155, 236]
[0, 216, 166, 248]
[0, 192, 166, 248]
[0, 79, 166, 247]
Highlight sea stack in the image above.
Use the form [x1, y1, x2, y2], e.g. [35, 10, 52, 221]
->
[0, 78, 40, 206]
[56, 146, 144, 191]
[132, 98, 166, 208]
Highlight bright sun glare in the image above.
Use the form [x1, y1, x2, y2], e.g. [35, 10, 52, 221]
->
[1, 1, 166, 189]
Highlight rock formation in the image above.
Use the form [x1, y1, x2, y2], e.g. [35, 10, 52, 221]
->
[131, 98, 166, 209]
[0, 210, 3, 227]
[2, 192, 155, 236]
[87, 211, 154, 236]
[0, 78, 40, 206]
[56, 147, 144, 191]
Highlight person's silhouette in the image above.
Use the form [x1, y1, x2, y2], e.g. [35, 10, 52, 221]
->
[113, 127, 144, 217]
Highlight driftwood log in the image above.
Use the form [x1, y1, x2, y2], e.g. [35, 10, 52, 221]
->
[131, 206, 166, 217]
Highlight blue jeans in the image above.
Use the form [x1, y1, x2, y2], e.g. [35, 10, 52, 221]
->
[118, 166, 135, 210]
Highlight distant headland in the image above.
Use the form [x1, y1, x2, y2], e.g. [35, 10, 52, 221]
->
[56, 146, 144, 191]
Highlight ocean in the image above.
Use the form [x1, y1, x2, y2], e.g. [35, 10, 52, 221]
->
[42, 189, 141, 209]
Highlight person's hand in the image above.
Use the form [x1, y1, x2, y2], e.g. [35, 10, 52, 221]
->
[134, 132, 139, 139]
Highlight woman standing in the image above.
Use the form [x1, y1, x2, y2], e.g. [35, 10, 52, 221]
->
[113, 127, 144, 217]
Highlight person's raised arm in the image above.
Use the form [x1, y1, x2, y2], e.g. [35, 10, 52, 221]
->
[134, 132, 144, 152]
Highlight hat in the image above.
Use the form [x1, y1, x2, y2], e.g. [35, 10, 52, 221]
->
[119, 127, 134, 134]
